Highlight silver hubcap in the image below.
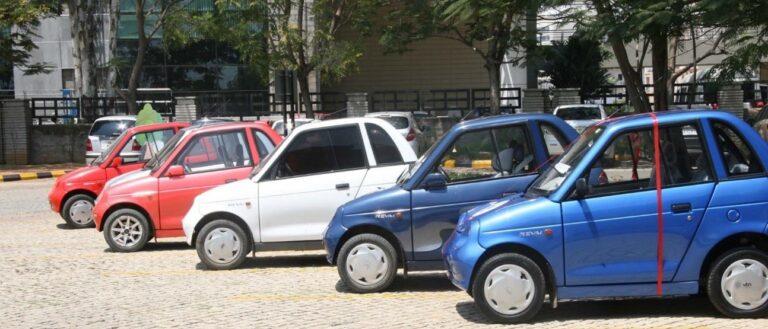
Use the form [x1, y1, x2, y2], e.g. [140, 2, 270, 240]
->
[721, 258, 768, 310]
[203, 228, 241, 264]
[483, 264, 535, 315]
[69, 200, 93, 225]
[109, 216, 143, 248]
[346, 243, 389, 286]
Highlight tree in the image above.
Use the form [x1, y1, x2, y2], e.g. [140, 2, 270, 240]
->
[0, 0, 55, 75]
[381, 0, 538, 114]
[68, 0, 100, 97]
[539, 32, 609, 98]
[112, 0, 191, 114]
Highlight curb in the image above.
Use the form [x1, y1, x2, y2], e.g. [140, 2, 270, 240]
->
[0, 170, 70, 182]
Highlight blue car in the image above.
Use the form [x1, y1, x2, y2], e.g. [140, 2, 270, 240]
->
[444, 110, 768, 323]
[323, 114, 579, 293]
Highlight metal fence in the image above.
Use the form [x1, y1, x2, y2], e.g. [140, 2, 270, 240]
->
[371, 87, 522, 116]
[583, 81, 768, 108]
[28, 95, 176, 125]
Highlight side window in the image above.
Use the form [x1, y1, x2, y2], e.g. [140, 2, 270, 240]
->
[539, 123, 568, 158]
[252, 130, 276, 160]
[585, 123, 713, 196]
[176, 131, 252, 174]
[366, 123, 403, 165]
[120, 129, 175, 163]
[712, 121, 763, 177]
[328, 126, 367, 170]
[437, 125, 532, 183]
[275, 130, 336, 178]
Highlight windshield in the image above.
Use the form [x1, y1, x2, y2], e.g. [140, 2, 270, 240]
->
[378, 116, 409, 129]
[396, 140, 440, 185]
[527, 126, 605, 197]
[555, 107, 602, 121]
[248, 142, 281, 179]
[90, 120, 135, 137]
[92, 130, 130, 165]
[146, 132, 184, 171]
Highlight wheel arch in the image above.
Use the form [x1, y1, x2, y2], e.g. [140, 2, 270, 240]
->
[60, 189, 98, 213]
[191, 212, 253, 247]
[332, 224, 407, 269]
[469, 242, 557, 300]
[699, 232, 768, 282]
[102, 203, 154, 235]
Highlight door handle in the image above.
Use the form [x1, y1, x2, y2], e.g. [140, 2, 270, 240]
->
[671, 203, 692, 213]
[225, 179, 237, 184]
[336, 183, 350, 190]
[501, 191, 516, 197]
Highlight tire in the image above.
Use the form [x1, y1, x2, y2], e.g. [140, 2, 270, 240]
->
[706, 247, 768, 318]
[337, 234, 398, 293]
[195, 220, 250, 270]
[61, 194, 95, 228]
[103, 208, 151, 252]
[472, 253, 546, 324]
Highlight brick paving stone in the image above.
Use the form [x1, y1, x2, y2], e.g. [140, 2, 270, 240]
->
[0, 179, 766, 328]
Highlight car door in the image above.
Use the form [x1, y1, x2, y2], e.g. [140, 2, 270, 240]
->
[410, 122, 551, 261]
[157, 129, 254, 231]
[105, 128, 176, 179]
[562, 122, 716, 285]
[258, 125, 369, 242]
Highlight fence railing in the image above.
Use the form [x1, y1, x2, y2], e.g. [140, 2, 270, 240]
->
[583, 81, 768, 108]
[29, 96, 176, 125]
[371, 87, 522, 116]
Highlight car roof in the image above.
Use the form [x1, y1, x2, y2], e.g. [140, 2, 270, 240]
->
[126, 122, 189, 134]
[554, 104, 602, 109]
[290, 117, 400, 134]
[181, 121, 270, 134]
[94, 115, 136, 122]
[451, 113, 556, 131]
[365, 112, 412, 118]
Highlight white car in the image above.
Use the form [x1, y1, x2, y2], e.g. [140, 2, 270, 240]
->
[182, 117, 418, 270]
[552, 104, 607, 133]
[271, 118, 315, 136]
[364, 112, 421, 154]
[86, 116, 136, 163]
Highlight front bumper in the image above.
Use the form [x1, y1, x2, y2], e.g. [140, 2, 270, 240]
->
[92, 198, 109, 231]
[181, 206, 199, 246]
[322, 211, 348, 264]
[48, 185, 63, 213]
[442, 230, 485, 292]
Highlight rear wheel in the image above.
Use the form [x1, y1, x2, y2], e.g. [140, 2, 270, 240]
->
[337, 234, 397, 293]
[196, 220, 250, 270]
[472, 253, 545, 323]
[61, 194, 95, 228]
[103, 209, 151, 252]
[707, 247, 768, 318]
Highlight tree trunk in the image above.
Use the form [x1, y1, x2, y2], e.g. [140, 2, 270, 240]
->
[485, 61, 502, 114]
[296, 69, 314, 119]
[107, 0, 120, 96]
[69, 0, 99, 97]
[125, 0, 147, 115]
[609, 38, 652, 113]
[650, 33, 670, 111]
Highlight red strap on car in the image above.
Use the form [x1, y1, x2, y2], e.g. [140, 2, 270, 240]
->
[650, 112, 664, 296]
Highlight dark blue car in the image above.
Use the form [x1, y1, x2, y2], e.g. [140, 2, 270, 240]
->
[444, 110, 768, 323]
[323, 114, 578, 293]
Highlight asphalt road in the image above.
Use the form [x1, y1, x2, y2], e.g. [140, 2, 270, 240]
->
[0, 179, 766, 328]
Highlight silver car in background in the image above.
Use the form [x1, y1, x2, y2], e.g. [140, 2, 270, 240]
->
[364, 111, 422, 154]
[86, 116, 136, 164]
[553, 104, 607, 133]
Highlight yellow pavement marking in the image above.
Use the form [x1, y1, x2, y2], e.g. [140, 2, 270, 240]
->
[20, 172, 39, 180]
[51, 170, 68, 177]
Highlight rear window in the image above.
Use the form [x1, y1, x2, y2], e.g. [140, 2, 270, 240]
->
[89, 120, 135, 137]
[378, 116, 409, 129]
[555, 107, 601, 121]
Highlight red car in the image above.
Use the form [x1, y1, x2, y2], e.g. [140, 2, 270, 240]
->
[92, 121, 282, 252]
[49, 122, 189, 228]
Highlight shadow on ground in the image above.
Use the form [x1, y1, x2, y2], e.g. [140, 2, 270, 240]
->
[455, 295, 719, 324]
[196, 253, 330, 270]
[335, 272, 458, 293]
[102, 241, 192, 253]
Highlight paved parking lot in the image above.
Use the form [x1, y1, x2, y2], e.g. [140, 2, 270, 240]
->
[1, 179, 767, 328]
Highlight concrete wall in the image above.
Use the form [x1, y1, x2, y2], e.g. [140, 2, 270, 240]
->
[30, 125, 90, 164]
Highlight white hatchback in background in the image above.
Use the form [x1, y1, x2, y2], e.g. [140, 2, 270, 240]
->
[364, 112, 421, 154]
[86, 116, 136, 163]
[182, 117, 418, 270]
[271, 118, 315, 136]
[552, 104, 607, 133]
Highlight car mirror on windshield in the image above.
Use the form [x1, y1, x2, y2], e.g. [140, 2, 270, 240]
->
[422, 172, 447, 190]
[166, 165, 185, 177]
[573, 177, 589, 198]
[111, 156, 122, 168]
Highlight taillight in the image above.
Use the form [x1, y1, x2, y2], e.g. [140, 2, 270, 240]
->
[756, 101, 765, 108]
[406, 128, 416, 141]
[86, 139, 93, 152]
[132, 140, 141, 151]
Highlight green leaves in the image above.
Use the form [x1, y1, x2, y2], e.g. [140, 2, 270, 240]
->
[0, 0, 56, 74]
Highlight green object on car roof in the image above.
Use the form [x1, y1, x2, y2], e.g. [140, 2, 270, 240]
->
[135, 103, 163, 145]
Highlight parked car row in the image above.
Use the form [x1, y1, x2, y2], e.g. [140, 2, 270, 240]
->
[48, 110, 768, 323]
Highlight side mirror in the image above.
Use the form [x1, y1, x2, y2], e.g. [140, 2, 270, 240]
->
[166, 165, 185, 177]
[422, 172, 447, 190]
[573, 177, 589, 198]
[110, 156, 122, 168]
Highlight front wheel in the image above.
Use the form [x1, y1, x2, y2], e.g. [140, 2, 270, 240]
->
[472, 253, 546, 324]
[61, 194, 95, 228]
[337, 234, 397, 293]
[707, 247, 768, 318]
[195, 220, 250, 270]
[103, 208, 151, 252]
